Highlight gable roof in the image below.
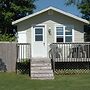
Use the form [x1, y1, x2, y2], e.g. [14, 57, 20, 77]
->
[12, 6, 89, 25]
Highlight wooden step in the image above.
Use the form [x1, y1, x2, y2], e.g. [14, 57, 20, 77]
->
[31, 66, 51, 70]
[31, 70, 53, 74]
[31, 63, 51, 67]
[31, 77, 54, 80]
[31, 58, 51, 63]
[31, 73, 54, 78]
[32, 58, 50, 61]
[31, 60, 51, 63]
[31, 58, 54, 80]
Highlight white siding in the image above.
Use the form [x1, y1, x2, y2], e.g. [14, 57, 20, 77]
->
[18, 31, 27, 43]
[16, 9, 87, 57]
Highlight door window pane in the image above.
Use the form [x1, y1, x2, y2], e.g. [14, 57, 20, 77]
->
[57, 36, 63, 42]
[35, 29, 43, 34]
[35, 35, 43, 41]
[65, 36, 72, 42]
[35, 28, 43, 41]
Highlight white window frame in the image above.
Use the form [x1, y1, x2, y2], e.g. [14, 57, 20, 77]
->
[54, 24, 74, 43]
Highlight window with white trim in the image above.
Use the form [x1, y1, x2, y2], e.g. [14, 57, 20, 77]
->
[56, 27, 64, 42]
[56, 25, 73, 42]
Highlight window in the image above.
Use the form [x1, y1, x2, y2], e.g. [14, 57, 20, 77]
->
[65, 36, 72, 42]
[57, 36, 63, 42]
[65, 26, 73, 42]
[56, 25, 73, 42]
[35, 28, 43, 41]
[65, 26, 72, 35]
[56, 27, 64, 42]
[56, 27, 63, 35]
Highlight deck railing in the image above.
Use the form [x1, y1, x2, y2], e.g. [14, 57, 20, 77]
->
[16, 43, 31, 76]
[49, 43, 90, 72]
[17, 43, 31, 61]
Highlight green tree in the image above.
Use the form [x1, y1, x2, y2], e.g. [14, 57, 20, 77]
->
[66, 0, 90, 41]
[66, 0, 90, 20]
[0, 0, 36, 34]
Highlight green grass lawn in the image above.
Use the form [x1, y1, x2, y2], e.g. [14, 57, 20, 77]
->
[0, 73, 90, 90]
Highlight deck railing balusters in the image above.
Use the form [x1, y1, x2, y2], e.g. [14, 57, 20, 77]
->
[16, 43, 31, 76]
[50, 42, 90, 72]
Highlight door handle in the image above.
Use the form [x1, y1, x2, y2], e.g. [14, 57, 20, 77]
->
[43, 43, 45, 46]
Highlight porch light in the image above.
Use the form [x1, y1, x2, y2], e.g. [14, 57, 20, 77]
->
[48, 27, 51, 35]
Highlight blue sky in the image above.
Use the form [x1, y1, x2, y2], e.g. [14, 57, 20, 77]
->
[34, 0, 81, 17]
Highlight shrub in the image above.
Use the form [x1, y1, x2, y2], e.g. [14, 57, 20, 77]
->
[0, 34, 16, 41]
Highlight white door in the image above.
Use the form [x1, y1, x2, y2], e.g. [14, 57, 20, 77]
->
[32, 26, 47, 57]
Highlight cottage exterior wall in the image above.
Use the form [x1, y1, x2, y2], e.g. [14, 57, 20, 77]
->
[17, 10, 85, 57]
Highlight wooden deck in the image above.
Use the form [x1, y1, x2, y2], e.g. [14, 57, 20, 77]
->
[50, 43, 90, 71]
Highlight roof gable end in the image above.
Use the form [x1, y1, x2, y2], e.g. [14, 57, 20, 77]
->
[12, 6, 89, 25]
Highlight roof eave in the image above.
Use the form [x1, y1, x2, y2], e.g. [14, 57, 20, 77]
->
[12, 7, 51, 25]
[12, 6, 90, 25]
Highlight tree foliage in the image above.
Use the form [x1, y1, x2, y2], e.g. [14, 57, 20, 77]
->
[66, 0, 90, 20]
[0, 0, 36, 34]
[66, 0, 90, 42]
[0, 34, 16, 41]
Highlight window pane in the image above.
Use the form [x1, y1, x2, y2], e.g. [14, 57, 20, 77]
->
[56, 27, 63, 35]
[35, 35, 43, 41]
[57, 32, 63, 35]
[65, 36, 72, 42]
[65, 26, 72, 35]
[57, 36, 63, 42]
[35, 28, 43, 34]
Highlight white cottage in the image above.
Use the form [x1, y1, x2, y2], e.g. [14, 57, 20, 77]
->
[12, 6, 89, 58]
